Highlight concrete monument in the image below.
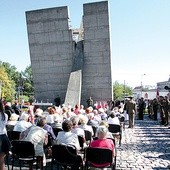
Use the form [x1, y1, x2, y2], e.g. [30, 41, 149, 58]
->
[26, 1, 113, 107]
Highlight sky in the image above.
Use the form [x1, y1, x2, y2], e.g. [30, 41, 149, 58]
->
[0, 0, 170, 88]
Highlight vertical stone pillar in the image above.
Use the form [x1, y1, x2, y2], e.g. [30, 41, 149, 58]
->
[82, 1, 113, 106]
[26, 7, 74, 103]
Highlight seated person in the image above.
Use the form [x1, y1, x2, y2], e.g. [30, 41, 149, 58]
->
[12, 100, 21, 115]
[46, 107, 55, 124]
[89, 126, 115, 167]
[70, 116, 86, 147]
[78, 115, 94, 136]
[5, 102, 14, 120]
[70, 116, 85, 138]
[40, 117, 56, 141]
[87, 113, 99, 127]
[56, 119, 80, 150]
[13, 112, 32, 132]
[93, 109, 102, 124]
[20, 118, 48, 168]
[7, 113, 19, 126]
[107, 111, 120, 125]
[97, 121, 113, 139]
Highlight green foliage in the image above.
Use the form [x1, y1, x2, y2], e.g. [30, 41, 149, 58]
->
[113, 81, 133, 101]
[0, 61, 20, 87]
[0, 65, 15, 101]
[19, 95, 29, 102]
[21, 65, 34, 96]
[0, 61, 34, 101]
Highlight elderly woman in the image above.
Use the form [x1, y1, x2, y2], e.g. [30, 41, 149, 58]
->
[46, 107, 56, 124]
[20, 118, 48, 168]
[90, 126, 115, 168]
[70, 116, 85, 138]
[56, 119, 80, 150]
[90, 125, 114, 149]
[78, 115, 94, 136]
[13, 112, 32, 132]
[98, 121, 113, 139]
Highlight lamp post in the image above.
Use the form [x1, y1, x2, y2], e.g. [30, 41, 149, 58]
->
[141, 74, 146, 98]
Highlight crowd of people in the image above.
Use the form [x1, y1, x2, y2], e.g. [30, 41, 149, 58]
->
[0, 95, 169, 169]
[146, 96, 170, 126]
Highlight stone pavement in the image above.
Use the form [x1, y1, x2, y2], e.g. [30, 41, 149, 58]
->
[116, 115, 170, 170]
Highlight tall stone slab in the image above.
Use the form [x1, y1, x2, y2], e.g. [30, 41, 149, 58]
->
[26, 7, 74, 103]
[64, 70, 82, 107]
[82, 1, 113, 105]
[64, 41, 84, 107]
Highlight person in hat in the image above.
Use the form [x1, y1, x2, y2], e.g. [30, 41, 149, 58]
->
[126, 96, 136, 128]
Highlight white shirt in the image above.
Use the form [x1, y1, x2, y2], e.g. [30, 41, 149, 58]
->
[56, 131, 80, 150]
[13, 120, 32, 132]
[46, 114, 54, 124]
[23, 125, 47, 156]
[78, 124, 94, 136]
[0, 113, 8, 135]
[107, 117, 120, 125]
[71, 127, 85, 137]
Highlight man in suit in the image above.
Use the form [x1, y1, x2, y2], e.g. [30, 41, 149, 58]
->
[126, 96, 136, 128]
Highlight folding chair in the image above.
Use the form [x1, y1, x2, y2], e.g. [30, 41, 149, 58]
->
[51, 144, 83, 170]
[85, 147, 116, 170]
[6, 124, 14, 131]
[52, 127, 63, 137]
[84, 130, 92, 145]
[11, 140, 42, 170]
[92, 126, 97, 137]
[108, 124, 122, 146]
[7, 131, 21, 141]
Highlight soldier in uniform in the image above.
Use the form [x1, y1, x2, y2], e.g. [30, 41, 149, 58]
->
[126, 96, 136, 128]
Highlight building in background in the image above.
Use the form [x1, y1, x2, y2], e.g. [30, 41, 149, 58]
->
[133, 77, 170, 100]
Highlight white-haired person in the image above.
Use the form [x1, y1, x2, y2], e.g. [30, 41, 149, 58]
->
[78, 115, 94, 136]
[70, 116, 85, 138]
[13, 112, 32, 132]
[113, 107, 121, 117]
[6, 113, 19, 131]
[98, 108, 108, 121]
[97, 121, 113, 139]
[79, 105, 85, 115]
[93, 109, 101, 124]
[89, 126, 115, 168]
[20, 117, 48, 168]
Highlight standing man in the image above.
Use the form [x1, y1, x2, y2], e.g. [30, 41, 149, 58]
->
[162, 96, 169, 126]
[86, 97, 93, 107]
[126, 96, 136, 128]
[138, 97, 146, 120]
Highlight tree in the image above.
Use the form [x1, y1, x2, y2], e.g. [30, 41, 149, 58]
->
[113, 81, 133, 101]
[21, 65, 34, 96]
[0, 61, 20, 86]
[0, 65, 15, 101]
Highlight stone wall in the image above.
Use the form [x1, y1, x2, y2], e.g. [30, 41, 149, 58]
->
[82, 1, 113, 105]
[26, 6, 74, 103]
